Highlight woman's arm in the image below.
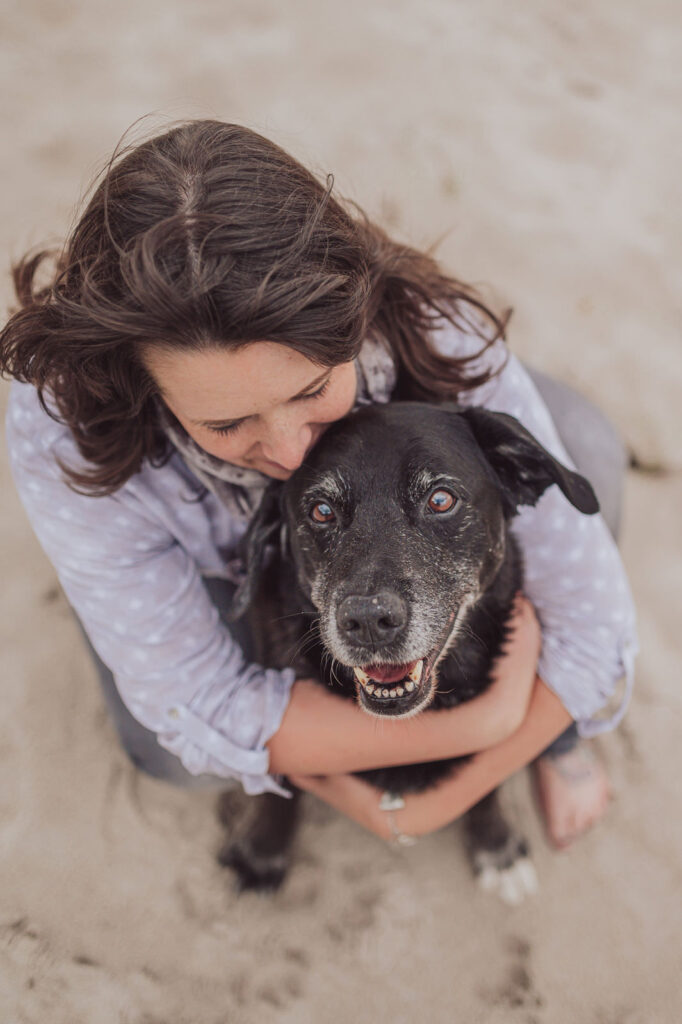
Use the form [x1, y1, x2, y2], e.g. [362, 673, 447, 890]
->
[290, 677, 572, 840]
[267, 595, 541, 776]
[448, 330, 638, 734]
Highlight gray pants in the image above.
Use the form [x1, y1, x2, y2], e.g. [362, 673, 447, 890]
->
[74, 368, 627, 787]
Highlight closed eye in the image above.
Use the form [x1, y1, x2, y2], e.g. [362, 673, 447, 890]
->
[208, 418, 248, 437]
[296, 378, 331, 402]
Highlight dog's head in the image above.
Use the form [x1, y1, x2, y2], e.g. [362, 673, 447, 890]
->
[236, 402, 598, 718]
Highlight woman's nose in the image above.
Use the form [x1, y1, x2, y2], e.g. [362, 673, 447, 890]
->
[260, 417, 313, 471]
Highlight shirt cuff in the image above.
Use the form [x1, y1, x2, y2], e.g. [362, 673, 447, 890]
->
[538, 636, 639, 738]
[576, 638, 638, 738]
[156, 666, 297, 797]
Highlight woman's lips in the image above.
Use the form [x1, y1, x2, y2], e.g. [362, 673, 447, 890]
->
[261, 457, 292, 475]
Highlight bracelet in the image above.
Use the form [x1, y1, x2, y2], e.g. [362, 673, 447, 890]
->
[379, 790, 418, 846]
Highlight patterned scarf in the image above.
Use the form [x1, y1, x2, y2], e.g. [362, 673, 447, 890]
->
[156, 334, 398, 520]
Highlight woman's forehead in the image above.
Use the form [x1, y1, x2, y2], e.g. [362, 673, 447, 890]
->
[143, 341, 329, 422]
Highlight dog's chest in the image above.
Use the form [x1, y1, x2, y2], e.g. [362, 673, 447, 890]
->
[260, 537, 522, 795]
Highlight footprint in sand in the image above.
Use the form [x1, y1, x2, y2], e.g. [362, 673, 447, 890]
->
[479, 935, 545, 1019]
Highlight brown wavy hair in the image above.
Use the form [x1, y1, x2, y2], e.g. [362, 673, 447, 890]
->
[0, 119, 511, 497]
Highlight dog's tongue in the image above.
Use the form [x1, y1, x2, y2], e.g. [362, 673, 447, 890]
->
[363, 661, 417, 684]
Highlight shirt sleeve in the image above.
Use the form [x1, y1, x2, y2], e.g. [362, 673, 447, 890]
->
[430, 321, 639, 735]
[6, 392, 295, 796]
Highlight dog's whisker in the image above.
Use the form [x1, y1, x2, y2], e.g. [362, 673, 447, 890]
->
[320, 650, 335, 686]
[285, 638, 316, 665]
[294, 622, 321, 651]
[318, 650, 348, 692]
[287, 635, 320, 665]
[434, 683, 457, 695]
[322, 651, 344, 691]
[282, 628, 313, 660]
[283, 617, 322, 665]
[269, 611, 311, 625]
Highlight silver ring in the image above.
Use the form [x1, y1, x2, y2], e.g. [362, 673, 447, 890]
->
[379, 790, 418, 846]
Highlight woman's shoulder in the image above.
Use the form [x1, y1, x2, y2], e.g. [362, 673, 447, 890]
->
[6, 378, 69, 456]
[428, 311, 508, 362]
[6, 379, 246, 585]
[5, 379, 193, 511]
[425, 312, 510, 404]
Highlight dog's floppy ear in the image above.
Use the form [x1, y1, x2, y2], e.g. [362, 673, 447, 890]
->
[460, 407, 600, 517]
[226, 483, 284, 622]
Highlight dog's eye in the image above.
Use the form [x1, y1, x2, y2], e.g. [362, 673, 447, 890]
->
[310, 501, 335, 524]
[427, 489, 457, 514]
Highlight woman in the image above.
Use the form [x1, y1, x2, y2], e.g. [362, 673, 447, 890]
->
[1, 119, 637, 849]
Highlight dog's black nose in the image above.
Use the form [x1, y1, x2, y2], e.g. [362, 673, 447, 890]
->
[336, 592, 408, 647]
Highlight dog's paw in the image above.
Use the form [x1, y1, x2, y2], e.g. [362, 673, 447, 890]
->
[471, 836, 538, 906]
[217, 838, 289, 893]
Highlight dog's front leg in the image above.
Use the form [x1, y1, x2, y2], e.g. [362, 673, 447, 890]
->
[217, 787, 302, 892]
[464, 790, 538, 905]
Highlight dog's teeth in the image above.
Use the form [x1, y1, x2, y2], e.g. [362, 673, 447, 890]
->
[408, 660, 424, 684]
[356, 665, 421, 698]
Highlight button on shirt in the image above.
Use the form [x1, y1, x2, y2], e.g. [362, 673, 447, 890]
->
[5, 324, 638, 796]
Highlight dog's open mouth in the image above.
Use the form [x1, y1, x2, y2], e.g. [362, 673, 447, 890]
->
[354, 659, 428, 702]
[353, 657, 434, 716]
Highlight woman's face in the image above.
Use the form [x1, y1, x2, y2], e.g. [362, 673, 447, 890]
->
[142, 341, 358, 480]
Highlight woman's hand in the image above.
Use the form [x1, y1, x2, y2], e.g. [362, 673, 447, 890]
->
[288, 761, 490, 842]
[288, 772, 396, 840]
[289, 765, 495, 842]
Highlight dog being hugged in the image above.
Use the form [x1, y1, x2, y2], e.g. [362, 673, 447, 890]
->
[218, 402, 599, 902]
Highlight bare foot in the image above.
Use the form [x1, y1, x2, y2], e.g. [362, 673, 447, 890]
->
[533, 742, 612, 850]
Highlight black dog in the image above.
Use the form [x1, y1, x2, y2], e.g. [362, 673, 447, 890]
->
[217, 402, 598, 901]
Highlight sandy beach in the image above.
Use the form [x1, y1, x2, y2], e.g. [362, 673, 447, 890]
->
[1, 2, 681, 1021]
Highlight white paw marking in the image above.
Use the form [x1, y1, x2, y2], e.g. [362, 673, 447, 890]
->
[474, 853, 539, 906]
